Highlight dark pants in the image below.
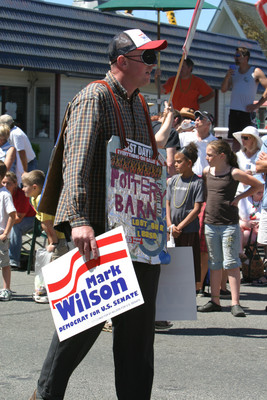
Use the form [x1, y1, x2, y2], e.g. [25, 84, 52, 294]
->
[37, 261, 160, 400]
[228, 109, 255, 138]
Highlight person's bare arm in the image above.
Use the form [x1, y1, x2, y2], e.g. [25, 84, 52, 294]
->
[246, 68, 267, 112]
[4, 147, 16, 171]
[198, 90, 215, 104]
[221, 69, 233, 93]
[154, 102, 173, 148]
[0, 212, 16, 241]
[18, 149, 28, 172]
[256, 151, 267, 173]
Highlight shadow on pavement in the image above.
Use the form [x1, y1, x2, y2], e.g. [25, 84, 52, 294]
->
[156, 326, 267, 338]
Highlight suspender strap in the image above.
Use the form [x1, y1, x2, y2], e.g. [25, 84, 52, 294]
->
[138, 93, 158, 160]
[94, 80, 158, 159]
[94, 80, 128, 148]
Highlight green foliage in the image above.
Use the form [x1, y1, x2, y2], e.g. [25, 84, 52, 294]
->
[31, 142, 41, 160]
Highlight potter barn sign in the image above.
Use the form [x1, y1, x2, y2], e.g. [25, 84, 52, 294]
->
[106, 136, 167, 264]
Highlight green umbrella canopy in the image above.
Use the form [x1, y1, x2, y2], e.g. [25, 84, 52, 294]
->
[97, 0, 217, 12]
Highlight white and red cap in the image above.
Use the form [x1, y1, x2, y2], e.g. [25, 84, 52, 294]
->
[108, 29, 168, 63]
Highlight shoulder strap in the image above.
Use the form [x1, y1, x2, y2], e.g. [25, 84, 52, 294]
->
[93, 80, 128, 149]
[95, 80, 158, 159]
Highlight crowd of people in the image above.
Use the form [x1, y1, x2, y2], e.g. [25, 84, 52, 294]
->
[0, 29, 267, 400]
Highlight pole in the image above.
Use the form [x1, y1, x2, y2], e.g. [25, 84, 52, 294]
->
[167, 52, 185, 107]
[157, 10, 161, 113]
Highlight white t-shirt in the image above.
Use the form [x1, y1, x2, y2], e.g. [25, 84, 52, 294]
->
[236, 149, 261, 194]
[9, 126, 36, 163]
[179, 130, 217, 176]
[236, 149, 260, 174]
[0, 187, 16, 236]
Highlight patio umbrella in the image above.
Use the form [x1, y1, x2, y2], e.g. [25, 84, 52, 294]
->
[97, 0, 217, 110]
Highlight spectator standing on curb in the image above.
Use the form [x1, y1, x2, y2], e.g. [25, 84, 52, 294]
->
[198, 140, 263, 317]
[221, 47, 267, 150]
[155, 57, 214, 111]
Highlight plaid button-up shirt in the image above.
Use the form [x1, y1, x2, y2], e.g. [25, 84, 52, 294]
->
[55, 71, 153, 232]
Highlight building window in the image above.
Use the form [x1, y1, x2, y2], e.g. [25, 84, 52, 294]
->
[0, 86, 27, 132]
[35, 87, 50, 138]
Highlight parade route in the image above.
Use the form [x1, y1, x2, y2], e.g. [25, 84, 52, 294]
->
[1, 269, 267, 400]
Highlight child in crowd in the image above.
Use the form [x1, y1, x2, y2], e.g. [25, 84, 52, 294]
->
[2, 171, 36, 268]
[166, 142, 205, 284]
[198, 140, 263, 317]
[0, 161, 16, 301]
[22, 170, 68, 303]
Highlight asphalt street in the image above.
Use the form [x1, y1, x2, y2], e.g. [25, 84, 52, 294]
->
[1, 269, 267, 400]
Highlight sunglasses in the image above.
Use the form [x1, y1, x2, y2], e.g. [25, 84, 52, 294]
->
[241, 136, 250, 140]
[124, 50, 157, 66]
[197, 115, 208, 121]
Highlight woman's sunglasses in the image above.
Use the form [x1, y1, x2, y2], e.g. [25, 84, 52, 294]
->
[124, 50, 157, 66]
[241, 136, 250, 140]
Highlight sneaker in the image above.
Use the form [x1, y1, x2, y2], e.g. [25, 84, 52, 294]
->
[10, 260, 19, 268]
[0, 289, 12, 301]
[102, 322, 112, 333]
[198, 300, 222, 312]
[231, 304, 246, 317]
[155, 321, 173, 330]
[220, 289, 231, 299]
[35, 286, 47, 296]
[33, 293, 49, 304]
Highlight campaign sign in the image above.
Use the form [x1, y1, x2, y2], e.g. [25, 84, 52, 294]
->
[42, 227, 144, 341]
[106, 136, 167, 265]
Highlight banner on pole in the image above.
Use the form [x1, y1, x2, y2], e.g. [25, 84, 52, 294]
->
[42, 226, 144, 341]
[106, 136, 167, 265]
[256, 0, 267, 28]
[183, 0, 205, 57]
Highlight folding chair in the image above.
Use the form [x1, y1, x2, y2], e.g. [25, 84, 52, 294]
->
[21, 218, 47, 274]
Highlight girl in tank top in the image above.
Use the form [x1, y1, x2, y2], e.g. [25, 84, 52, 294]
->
[198, 140, 263, 317]
[166, 142, 205, 284]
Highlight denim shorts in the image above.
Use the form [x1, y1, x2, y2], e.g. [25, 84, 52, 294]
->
[0, 239, 10, 268]
[205, 223, 241, 270]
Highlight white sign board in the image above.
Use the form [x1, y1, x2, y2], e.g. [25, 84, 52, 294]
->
[156, 247, 197, 321]
[42, 227, 144, 341]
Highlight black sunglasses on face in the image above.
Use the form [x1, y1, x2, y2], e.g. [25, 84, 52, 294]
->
[124, 50, 157, 66]
[241, 136, 250, 140]
[197, 115, 208, 121]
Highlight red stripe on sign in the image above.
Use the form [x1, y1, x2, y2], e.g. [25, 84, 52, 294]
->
[51, 249, 127, 308]
[48, 233, 124, 293]
[48, 249, 80, 292]
[97, 233, 123, 248]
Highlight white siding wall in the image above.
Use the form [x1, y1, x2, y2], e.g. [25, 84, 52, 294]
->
[60, 76, 93, 123]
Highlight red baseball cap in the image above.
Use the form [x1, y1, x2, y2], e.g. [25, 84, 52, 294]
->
[108, 29, 167, 63]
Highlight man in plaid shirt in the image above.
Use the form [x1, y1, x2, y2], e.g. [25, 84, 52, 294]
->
[30, 29, 168, 400]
